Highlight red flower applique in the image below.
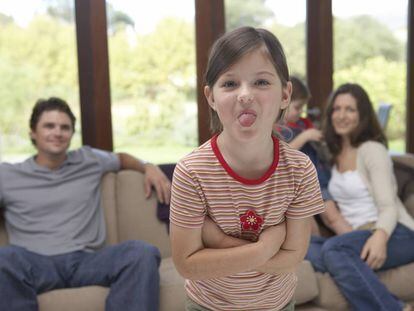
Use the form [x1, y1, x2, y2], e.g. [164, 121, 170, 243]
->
[240, 210, 263, 232]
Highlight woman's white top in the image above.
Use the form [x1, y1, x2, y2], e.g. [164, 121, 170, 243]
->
[328, 166, 378, 229]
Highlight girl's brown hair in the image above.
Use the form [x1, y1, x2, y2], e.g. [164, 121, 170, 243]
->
[204, 26, 290, 134]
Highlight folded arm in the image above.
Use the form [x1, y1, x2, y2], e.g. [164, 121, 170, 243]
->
[255, 217, 311, 274]
[170, 221, 281, 280]
[202, 217, 311, 274]
[202, 216, 304, 274]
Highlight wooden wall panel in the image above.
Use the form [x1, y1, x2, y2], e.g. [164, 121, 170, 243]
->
[195, 0, 225, 145]
[407, 0, 414, 153]
[75, 0, 113, 150]
[306, 0, 333, 122]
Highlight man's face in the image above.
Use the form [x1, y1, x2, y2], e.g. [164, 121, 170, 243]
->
[30, 110, 74, 158]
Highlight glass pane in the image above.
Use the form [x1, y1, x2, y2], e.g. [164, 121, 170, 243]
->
[0, 0, 81, 162]
[225, 0, 306, 78]
[106, 0, 196, 164]
[333, 0, 408, 153]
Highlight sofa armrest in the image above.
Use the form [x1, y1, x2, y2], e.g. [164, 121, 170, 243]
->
[0, 210, 8, 246]
[295, 260, 319, 305]
[115, 170, 172, 258]
[392, 154, 414, 216]
[101, 173, 118, 246]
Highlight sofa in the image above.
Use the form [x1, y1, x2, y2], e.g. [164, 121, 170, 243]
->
[0, 154, 413, 310]
[296, 153, 414, 310]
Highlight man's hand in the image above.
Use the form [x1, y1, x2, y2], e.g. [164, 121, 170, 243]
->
[360, 229, 388, 270]
[144, 163, 171, 204]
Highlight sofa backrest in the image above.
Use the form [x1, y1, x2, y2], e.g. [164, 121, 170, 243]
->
[0, 170, 172, 258]
[114, 170, 172, 258]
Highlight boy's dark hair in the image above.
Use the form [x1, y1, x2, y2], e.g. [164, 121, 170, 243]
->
[290, 76, 310, 102]
[323, 83, 387, 158]
[30, 97, 76, 145]
[205, 26, 290, 134]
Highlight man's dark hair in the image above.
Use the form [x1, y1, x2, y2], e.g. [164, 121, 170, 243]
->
[30, 97, 76, 145]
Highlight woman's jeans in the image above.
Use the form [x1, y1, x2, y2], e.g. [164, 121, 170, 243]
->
[306, 223, 414, 311]
[0, 240, 160, 311]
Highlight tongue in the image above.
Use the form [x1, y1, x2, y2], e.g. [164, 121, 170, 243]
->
[239, 113, 256, 127]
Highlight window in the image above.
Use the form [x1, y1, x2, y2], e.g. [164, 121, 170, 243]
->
[106, 0, 197, 164]
[225, 0, 306, 78]
[333, 0, 408, 152]
[0, 0, 80, 162]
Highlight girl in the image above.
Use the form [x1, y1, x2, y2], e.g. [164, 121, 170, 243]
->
[170, 27, 324, 311]
[306, 83, 414, 311]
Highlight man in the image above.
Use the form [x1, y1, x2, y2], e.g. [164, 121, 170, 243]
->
[0, 97, 171, 311]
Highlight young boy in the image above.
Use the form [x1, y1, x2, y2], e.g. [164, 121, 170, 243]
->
[275, 76, 332, 201]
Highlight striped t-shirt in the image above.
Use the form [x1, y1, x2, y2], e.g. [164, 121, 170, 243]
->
[170, 135, 324, 310]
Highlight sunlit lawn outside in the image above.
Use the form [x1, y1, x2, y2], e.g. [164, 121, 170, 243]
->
[389, 139, 405, 155]
[0, 139, 407, 165]
[119, 139, 406, 164]
[115, 143, 195, 164]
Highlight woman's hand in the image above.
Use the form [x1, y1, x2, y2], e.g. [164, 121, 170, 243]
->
[360, 229, 389, 270]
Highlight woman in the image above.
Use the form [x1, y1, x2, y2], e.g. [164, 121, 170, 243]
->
[306, 83, 414, 311]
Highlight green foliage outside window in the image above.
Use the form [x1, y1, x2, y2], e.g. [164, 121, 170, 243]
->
[0, 1, 408, 162]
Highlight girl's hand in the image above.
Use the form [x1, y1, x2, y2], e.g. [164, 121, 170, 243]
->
[258, 222, 286, 257]
[202, 216, 227, 248]
[360, 229, 388, 270]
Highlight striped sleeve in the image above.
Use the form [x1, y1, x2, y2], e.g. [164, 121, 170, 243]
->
[286, 157, 325, 219]
[170, 160, 206, 228]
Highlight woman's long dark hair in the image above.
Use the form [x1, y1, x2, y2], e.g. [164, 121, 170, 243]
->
[323, 83, 387, 158]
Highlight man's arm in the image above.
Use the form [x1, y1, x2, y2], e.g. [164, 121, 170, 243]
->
[117, 152, 171, 204]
